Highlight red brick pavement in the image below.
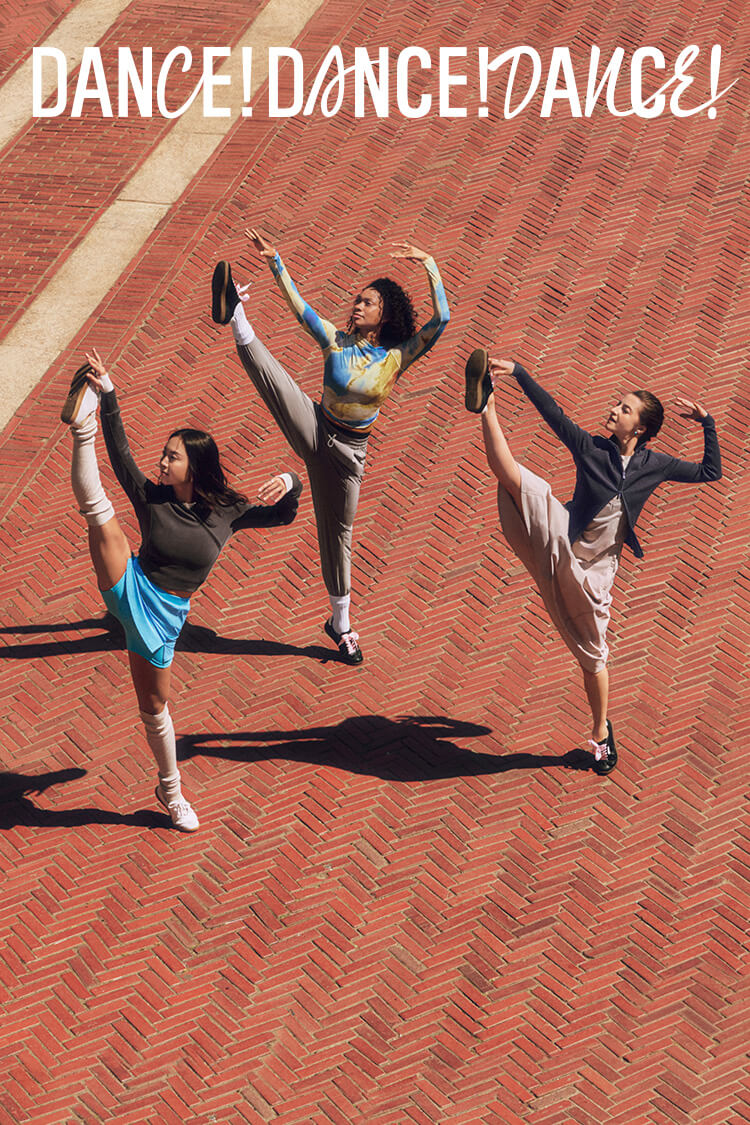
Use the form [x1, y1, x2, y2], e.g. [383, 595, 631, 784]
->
[2, 1, 750, 1122]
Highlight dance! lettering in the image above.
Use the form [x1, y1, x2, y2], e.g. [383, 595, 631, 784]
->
[32, 44, 736, 120]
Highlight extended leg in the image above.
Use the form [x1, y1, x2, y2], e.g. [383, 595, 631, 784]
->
[224, 277, 319, 462]
[69, 410, 131, 590]
[481, 393, 522, 510]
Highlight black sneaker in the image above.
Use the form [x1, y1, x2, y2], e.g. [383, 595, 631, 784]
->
[324, 617, 364, 666]
[464, 347, 493, 413]
[590, 719, 618, 776]
[211, 261, 240, 325]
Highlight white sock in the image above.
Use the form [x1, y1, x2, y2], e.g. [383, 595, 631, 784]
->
[329, 594, 351, 634]
[139, 705, 182, 799]
[231, 302, 255, 346]
[70, 414, 115, 527]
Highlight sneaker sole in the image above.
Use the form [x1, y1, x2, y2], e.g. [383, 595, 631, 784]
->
[464, 347, 491, 413]
[60, 362, 94, 424]
[211, 261, 231, 324]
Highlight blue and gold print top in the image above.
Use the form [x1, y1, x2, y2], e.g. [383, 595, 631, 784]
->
[268, 252, 450, 432]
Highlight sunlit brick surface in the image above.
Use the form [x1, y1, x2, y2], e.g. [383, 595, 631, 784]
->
[1, 1, 749, 1122]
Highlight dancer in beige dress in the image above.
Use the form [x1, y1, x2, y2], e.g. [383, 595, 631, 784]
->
[464, 349, 722, 774]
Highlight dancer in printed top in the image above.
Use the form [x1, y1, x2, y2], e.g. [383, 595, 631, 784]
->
[61, 349, 302, 830]
[464, 349, 722, 774]
[212, 230, 449, 664]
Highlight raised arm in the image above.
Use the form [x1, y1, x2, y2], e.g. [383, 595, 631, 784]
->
[659, 398, 722, 483]
[84, 348, 148, 505]
[231, 472, 303, 531]
[500, 359, 594, 458]
[248, 227, 337, 351]
[391, 244, 450, 372]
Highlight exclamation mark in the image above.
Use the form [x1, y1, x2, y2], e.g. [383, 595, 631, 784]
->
[478, 46, 489, 117]
[242, 46, 253, 116]
[707, 44, 720, 119]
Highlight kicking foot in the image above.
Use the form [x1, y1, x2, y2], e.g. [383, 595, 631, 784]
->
[324, 617, 364, 666]
[588, 719, 618, 776]
[464, 347, 493, 413]
[61, 362, 99, 425]
[211, 260, 240, 324]
[155, 784, 200, 832]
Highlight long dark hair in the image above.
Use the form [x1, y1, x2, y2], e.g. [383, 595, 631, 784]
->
[168, 428, 247, 514]
[348, 277, 416, 348]
[632, 390, 664, 446]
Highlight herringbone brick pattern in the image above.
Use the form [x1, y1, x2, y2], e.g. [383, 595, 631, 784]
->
[2, 1, 750, 1123]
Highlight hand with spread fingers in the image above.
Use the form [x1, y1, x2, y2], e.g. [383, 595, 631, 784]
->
[674, 396, 708, 422]
[390, 242, 430, 263]
[246, 227, 277, 259]
[83, 347, 111, 392]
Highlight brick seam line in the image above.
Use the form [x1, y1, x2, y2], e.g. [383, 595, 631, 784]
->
[0, 0, 325, 433]
[0, 0, 133, 152]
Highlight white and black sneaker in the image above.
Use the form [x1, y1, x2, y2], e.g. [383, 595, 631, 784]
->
[588, 719, 618, 776]
[324, 617, 364, 666]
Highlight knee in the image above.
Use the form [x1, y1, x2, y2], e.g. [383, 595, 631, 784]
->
[139, 702, 171, 730]
[136, 691, 169, 716]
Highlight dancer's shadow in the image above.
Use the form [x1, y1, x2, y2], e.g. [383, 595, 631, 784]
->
[0, 616, 334, 663]
[179, 714, 593, 781]
[0, 768, 165, 831]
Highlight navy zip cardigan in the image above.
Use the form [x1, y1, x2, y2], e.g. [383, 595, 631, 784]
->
[512, 362, 722, 558]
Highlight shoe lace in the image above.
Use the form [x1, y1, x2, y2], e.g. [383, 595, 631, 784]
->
[340, 630, 360, 655]
[587, 738, 609, 762]
[168, 797, 194, 820]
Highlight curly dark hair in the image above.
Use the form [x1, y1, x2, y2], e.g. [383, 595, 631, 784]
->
[348, 277, 416, 348]
[168, 428, 247, 517]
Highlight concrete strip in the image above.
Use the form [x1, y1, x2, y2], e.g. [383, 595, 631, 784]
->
[0, 0, 133, 153]
[0, 0, 325, 431]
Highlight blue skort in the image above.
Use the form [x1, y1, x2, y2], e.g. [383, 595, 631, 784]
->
[102, 555, 190, 668]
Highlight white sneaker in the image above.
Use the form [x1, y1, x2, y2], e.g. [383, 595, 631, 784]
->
[155, 784, 200, 832]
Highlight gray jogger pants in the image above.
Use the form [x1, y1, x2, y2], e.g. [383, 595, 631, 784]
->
[236, 337, 367, 598]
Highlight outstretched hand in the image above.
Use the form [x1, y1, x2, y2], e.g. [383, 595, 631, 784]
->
[83, 347, 111, 391]
[674, 396, 708, 422]
[256, 475, 289, 504]
[488, 357, 515, 383]
[246, 227, 277, 259]
[390, 242, 430, 263]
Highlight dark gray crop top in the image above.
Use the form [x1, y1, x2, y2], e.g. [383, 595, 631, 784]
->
[101, 390, 302, 595]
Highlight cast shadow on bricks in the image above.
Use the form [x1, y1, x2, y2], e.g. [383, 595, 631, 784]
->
[0, 616, 335, 663]
[0, 768, 166, 832]
[179, 715, 593, 782]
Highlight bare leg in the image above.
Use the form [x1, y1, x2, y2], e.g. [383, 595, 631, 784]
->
[480, 392, 522, 510]
[582, 667, 609, 743]
[128, 652, 171, 716]
[128, 652, 197, 830]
